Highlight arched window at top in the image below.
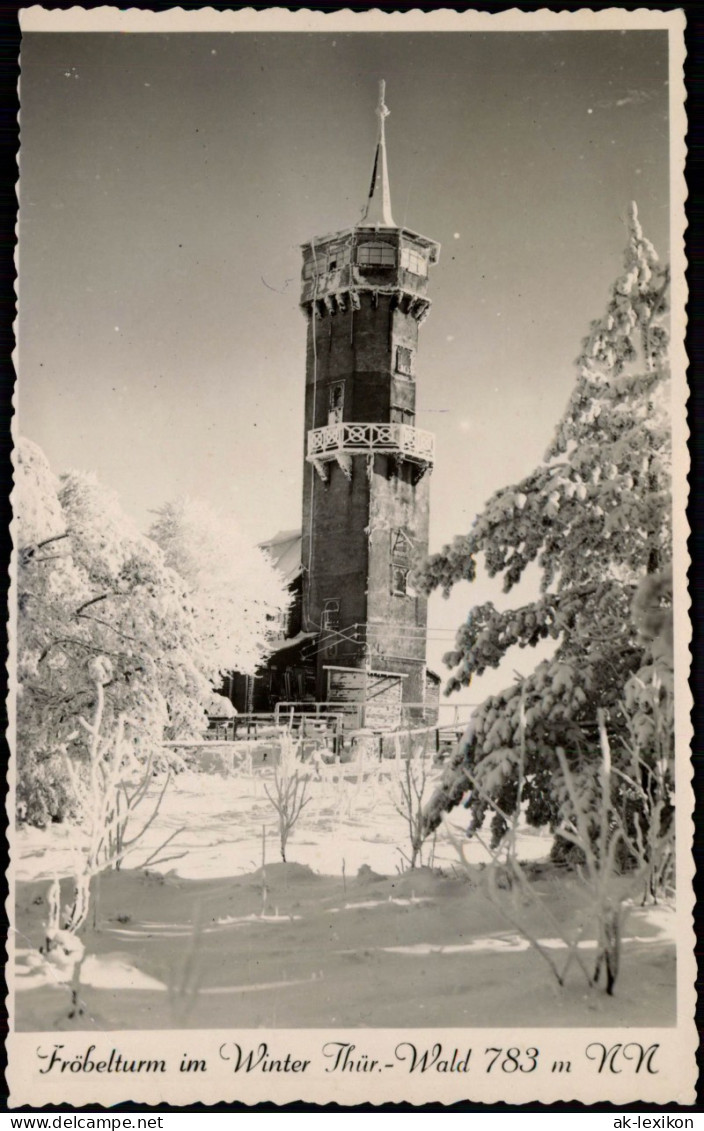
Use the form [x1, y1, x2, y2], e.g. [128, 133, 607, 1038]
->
[356, 243, 396, 268]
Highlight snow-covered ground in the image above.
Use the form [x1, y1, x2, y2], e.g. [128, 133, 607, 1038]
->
[13, 759, 677, 1032]
[14, 761, 551, 884]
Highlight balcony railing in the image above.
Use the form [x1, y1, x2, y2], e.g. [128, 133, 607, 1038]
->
[307, 422, 435, 467]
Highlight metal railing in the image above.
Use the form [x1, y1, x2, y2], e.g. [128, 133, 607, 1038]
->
[205, 713, 286, 741]
[307, 421, 435, 466]
[275, 701, 363, 731]
[205, 700, 476, 741]
[273, 700, 476, 732]
[205, 708, 347, 748]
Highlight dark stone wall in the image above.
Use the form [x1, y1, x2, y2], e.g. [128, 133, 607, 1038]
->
[305, 307, 355, 396]
[301, 453, 431, 703]
[301, 456, 370, 695]
[366, 456, 430, 706]
[305, 294, 404, 428]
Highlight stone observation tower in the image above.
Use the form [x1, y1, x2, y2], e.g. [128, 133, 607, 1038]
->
[298, 81, 441, 722]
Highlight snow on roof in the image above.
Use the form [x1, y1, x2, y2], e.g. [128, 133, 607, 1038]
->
[265, 528, 300, 545]
[268, 630, 317, 655]
[259, 529, 302, 586]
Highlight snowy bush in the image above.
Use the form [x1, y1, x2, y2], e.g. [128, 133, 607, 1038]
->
[14, 442, 289, 825]
[16, 746, 79, 827]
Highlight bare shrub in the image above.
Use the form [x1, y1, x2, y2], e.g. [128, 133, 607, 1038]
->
[552, 734, 630, 996]
[553, 683, 674, 994]
[391, 729, 435, 870]
[263, 732, 310, 863]
[612, 664, 675, 905]
[448, 675, 674, 997]
[444, 715, 596, 992]
[62, 678, 185, 891]
[37, 673, 184, 1017]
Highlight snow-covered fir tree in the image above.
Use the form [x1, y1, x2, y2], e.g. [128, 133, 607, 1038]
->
[415, 204, 672, 843]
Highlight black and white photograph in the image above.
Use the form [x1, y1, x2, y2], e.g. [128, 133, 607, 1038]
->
[7, 5, 693, 1108]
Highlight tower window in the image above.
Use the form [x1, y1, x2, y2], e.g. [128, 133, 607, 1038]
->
[391, 529, 415, 597]
[391, 565, 410, 597]
[401, 247, 428, 277]
[391, 528, 414, 560]
[396, 346, 414, 377]
[303, 245, 351, 278]
[357, 243, 396, 268]
[328, 246, 351, 272]
[328, 383, 344, 424]
[322, 598, 341, 631]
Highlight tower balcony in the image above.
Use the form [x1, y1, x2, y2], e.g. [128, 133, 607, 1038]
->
[306, 421, 435, 482]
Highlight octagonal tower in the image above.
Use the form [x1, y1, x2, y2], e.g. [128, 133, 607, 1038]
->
[299, 82, 441, 717]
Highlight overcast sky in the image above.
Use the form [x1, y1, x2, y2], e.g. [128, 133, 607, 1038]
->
[17, 29, 671, 699]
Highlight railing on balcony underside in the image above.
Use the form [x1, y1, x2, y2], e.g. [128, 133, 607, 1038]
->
[306, 422, 435, 466]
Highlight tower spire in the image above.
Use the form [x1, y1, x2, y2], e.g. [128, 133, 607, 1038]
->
[360, 79, 395, 227]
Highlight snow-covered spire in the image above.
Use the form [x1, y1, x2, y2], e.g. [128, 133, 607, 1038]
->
[360, 79, 395, 227]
